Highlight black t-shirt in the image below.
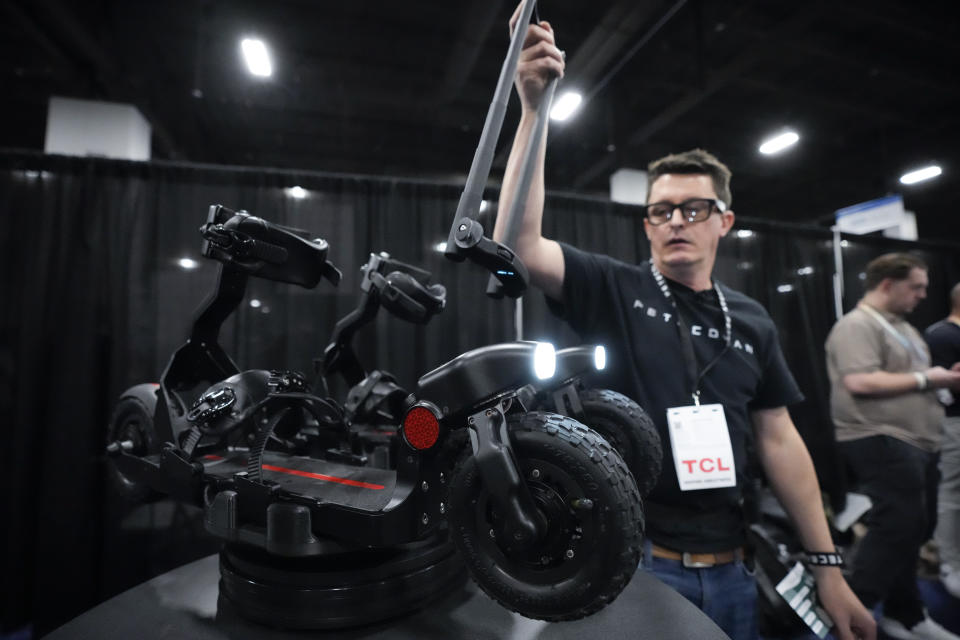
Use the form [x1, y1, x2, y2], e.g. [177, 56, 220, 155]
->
[925, 319, 960, 417]
[548, 243, 804, 552]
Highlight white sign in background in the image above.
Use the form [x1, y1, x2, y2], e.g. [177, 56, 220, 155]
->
[835, 194, 916, 240]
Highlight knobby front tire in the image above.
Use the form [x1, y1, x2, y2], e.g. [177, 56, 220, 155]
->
[446, 411, 644, 621]
[576, 388, 662, 498]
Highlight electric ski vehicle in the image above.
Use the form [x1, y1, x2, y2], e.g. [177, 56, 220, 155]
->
[106, 203, 642, 623]
[105, 0, 652, 625]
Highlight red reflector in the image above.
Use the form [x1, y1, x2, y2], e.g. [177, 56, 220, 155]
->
[403, 406, 440, 450]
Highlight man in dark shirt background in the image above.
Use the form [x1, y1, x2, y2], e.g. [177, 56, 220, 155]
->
[492, 6, 874, 640]
[926, 282, 960, 599]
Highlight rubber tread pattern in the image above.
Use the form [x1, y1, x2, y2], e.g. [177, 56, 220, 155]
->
[576, 388, 662, 497]
[446, 411, 644, 621]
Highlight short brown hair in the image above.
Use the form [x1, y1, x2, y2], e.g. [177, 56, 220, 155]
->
[647, 149, 733, 207]
[864, 252, 927, 291]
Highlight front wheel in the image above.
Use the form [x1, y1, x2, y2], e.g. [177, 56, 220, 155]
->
[446, 411, 643, 621]
[575, 388, 662, 498]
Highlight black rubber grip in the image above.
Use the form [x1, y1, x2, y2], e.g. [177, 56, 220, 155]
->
[246, 239, 288, 265]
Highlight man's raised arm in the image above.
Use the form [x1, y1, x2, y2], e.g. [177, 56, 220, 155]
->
[492, 6, 565, 301]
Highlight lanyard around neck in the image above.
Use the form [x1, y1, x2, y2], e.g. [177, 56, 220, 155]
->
[857, 302, 928, 362]
[650, 263, 732, 405]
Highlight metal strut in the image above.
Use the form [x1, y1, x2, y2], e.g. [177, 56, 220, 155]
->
[443, 0, 559, 299]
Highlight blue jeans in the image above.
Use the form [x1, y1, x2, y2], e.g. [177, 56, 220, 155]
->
[642, 539, 757, 640]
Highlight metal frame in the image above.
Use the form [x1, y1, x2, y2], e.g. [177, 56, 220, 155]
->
[443, 0, 558, 299]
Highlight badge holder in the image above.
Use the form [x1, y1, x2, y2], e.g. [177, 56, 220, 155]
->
[666, 402, 736, 491]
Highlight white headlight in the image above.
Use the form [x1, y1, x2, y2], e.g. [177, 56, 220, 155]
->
[533, 342, 557, 380]
[594, 345, 606, 371]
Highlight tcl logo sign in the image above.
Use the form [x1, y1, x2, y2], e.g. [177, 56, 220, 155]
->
[680, 458, 731, 474]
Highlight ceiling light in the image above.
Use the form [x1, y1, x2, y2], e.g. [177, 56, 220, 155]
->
[777, 284, 794, 293]
[434, 241, 447, 252]
[479, 200, 490, 212]
[899, 165, 942, 185]
[736, 229, 754, 238]
[178, 257, 199, 270]
[285, 186, 307, 199]
[249, 299, 262, 308]
[759, 131, 799, 155]
[550, 91, 583, 122]
[241, 38, 272, 77]
[796, 266, 814, 275]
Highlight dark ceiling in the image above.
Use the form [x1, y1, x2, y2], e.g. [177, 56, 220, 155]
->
[3, 0, 959, 240]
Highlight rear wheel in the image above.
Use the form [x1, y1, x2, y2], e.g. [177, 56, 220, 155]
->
[106, 396, 160, 503]
[575, 388, 662, 497]
[446, 411, 643, 621]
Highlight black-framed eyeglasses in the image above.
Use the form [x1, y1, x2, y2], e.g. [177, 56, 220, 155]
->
[642, 198, 727, 226]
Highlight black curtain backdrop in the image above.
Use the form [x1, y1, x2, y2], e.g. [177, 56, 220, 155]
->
[2, 149, 958, 635]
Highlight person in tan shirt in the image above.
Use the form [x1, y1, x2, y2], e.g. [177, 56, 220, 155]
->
[826, 252, 960, 640]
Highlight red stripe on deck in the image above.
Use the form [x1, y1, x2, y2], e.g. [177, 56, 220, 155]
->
[201, 455, 384, 490]
[262, 464, 385, 490]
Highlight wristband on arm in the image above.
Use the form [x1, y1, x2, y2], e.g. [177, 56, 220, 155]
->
[804, 551, 845, 567]
[913, 371, 928, 391]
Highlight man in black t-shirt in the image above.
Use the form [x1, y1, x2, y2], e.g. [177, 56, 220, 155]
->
[551, 243, 805, 553]
[492, 7, 874, 640]
[925, 282, 960, 598]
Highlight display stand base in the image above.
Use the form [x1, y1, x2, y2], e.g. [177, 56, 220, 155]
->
[46, 546, 732, 639]
[218, 533, 467, 630]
